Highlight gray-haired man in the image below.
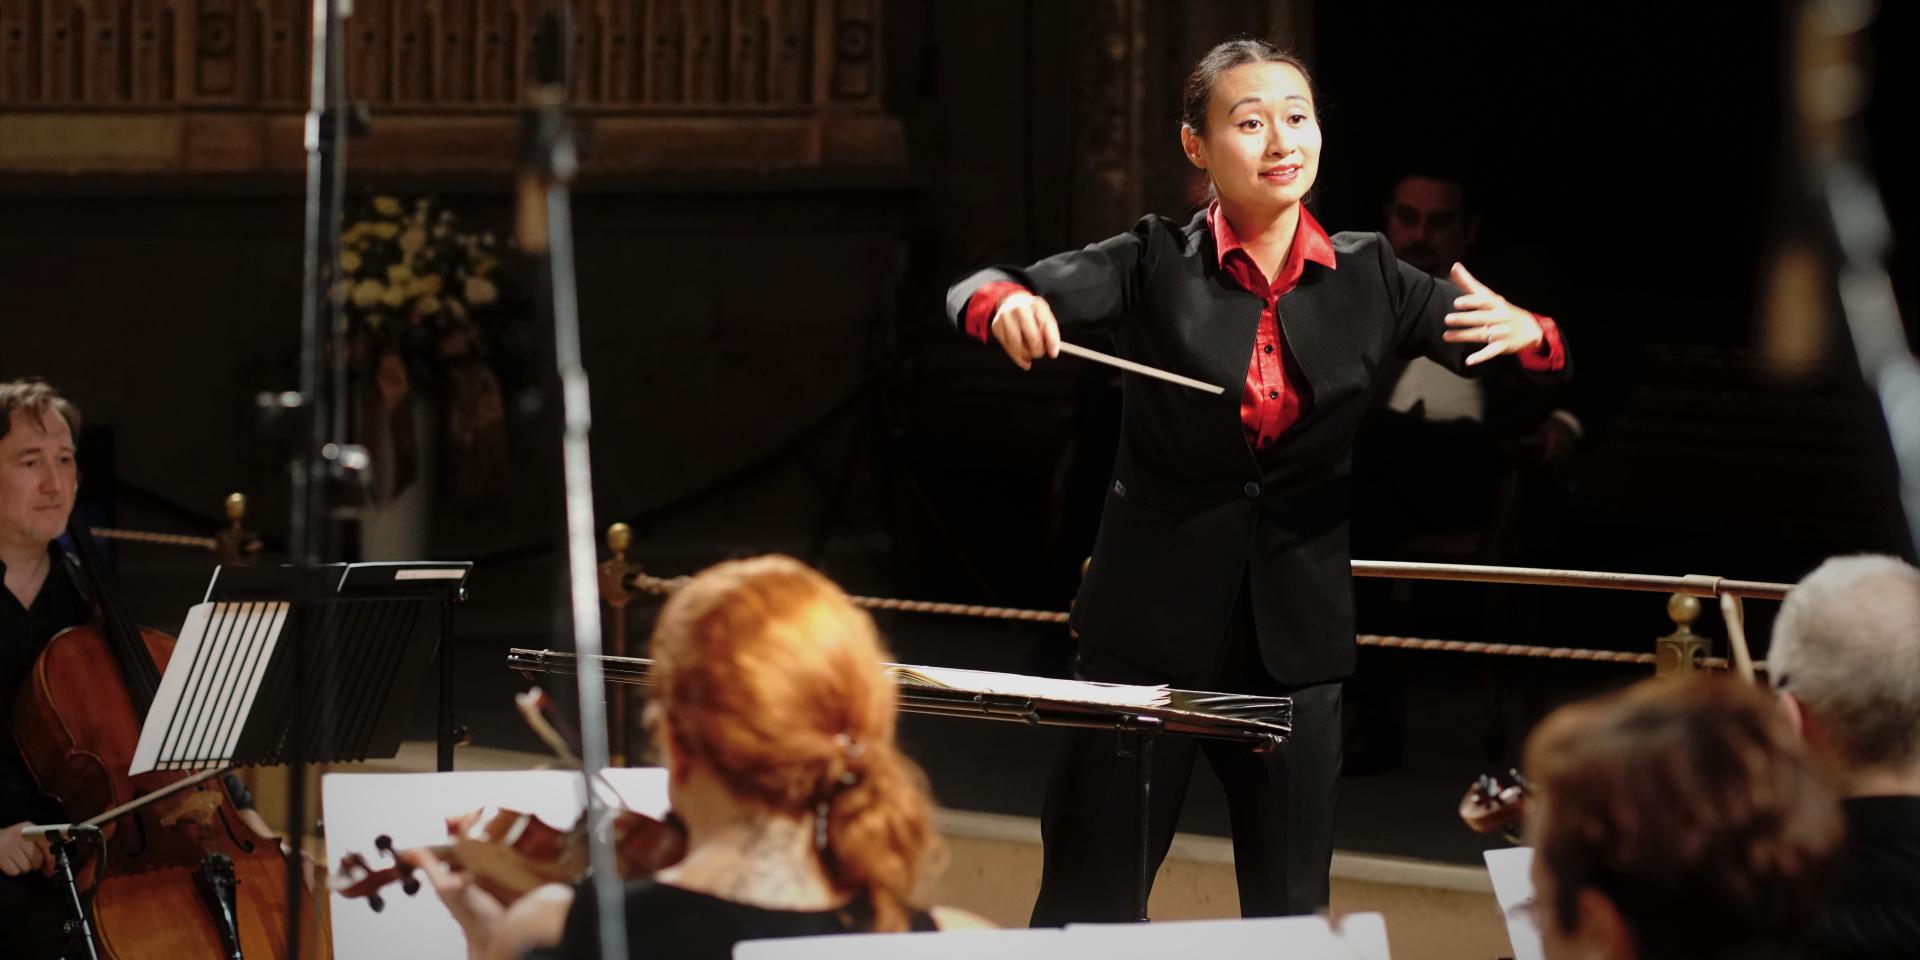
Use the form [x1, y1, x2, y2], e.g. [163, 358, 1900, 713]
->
[1771, 555, 1920, 958]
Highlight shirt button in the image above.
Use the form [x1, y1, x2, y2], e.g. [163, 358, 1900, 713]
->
[1244, 481, 1262, 498]
[1268, 390, 1279, 400]
[1264, 345, 1274, 354]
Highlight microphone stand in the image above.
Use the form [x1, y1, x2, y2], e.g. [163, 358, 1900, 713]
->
[1789, 1, 1918, 553]
[518, 10, 627, 960]
[284, 0, 352, 955]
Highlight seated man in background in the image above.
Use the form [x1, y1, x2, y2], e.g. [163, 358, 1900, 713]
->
[1769, 555, 1920, 958]
[1524, 677, 1842, 960]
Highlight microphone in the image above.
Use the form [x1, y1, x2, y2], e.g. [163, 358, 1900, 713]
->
[22, 823, 103, 843]
[516, 8, 576, 256]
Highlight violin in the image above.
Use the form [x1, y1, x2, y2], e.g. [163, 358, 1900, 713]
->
[332, 805, 687, 911]
[1459, 769, 1533, 844]
[333, 685, 686, 911]
[11, 523, 328, 957]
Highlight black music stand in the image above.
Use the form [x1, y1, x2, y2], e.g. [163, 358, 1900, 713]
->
[505, 649, 1292, 921]
[130, 562, 471, 775]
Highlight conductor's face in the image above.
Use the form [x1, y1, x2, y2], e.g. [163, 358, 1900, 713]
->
[1183, 61, 1321, 221]
[0, 409, 77, 552]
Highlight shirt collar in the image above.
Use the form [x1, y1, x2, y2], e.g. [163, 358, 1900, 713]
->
[1208, 201, 1337, 275]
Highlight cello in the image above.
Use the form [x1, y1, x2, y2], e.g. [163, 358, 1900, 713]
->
[11, 523, 329, 957]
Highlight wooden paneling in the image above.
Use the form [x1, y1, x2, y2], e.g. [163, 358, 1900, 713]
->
[0, 0, 901, 177]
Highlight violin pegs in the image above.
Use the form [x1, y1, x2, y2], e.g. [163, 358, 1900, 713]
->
[401, 875, 421, 896]
[368, 893, 385, 913]
[375, 835, 394, 856]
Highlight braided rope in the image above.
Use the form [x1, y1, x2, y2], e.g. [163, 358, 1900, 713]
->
[625, 572, 1731, 667]
[89, 527, 219, 551]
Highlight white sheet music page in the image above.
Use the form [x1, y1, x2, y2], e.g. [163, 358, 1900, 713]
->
[129, 600, 288, 775]
[887, 664, 1170, 708]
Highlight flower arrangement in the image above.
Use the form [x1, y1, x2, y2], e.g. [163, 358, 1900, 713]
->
[338, 195, 514, 390]
[337, 195, 523, 509]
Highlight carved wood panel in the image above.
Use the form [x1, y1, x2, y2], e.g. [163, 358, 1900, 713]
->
[0, 0, 862, 107]
[0, 0, 898, 176]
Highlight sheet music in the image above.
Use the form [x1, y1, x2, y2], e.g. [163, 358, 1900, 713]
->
[1485, 846, 1544, 960]
[130, 600, 288, 775]
[887, 664, 1170, 708]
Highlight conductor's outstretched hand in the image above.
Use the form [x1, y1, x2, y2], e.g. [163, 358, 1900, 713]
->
[1441, 263, 1545, 366]
[991, 292, 1062, 371]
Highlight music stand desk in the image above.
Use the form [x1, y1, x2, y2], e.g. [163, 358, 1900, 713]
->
[507, 648, 1291, 920]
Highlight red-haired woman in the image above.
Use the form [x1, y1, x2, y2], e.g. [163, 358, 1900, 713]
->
[946, 38, 1569, 921]
[419, 555, 989, 959]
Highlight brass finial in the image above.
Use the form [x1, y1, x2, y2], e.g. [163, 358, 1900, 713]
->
[607, 522, 632, 556]
[1667, 593, 1700, 628]
[1656, 594, 1708, 678]
[225, 492, 247, 523]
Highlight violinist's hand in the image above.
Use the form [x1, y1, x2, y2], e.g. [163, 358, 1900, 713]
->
[0, 822, 50, 877]
[411, 847, 507, 960]
[1441, 263, 1544, 366]
[991, 292, 1062, 371]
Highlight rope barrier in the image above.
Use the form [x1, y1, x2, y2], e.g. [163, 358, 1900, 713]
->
[88, 527, 219, 551]
[624, 571, 1736, 668]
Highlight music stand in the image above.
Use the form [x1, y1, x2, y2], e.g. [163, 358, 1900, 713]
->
[506, 649, 1292, 921]
[130, 562, 470, 775]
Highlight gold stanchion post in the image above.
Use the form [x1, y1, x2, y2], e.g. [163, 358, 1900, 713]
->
[214, 492, 263, 567]
[1656, 594, 1709, 677]
[599, 523, 636, 766]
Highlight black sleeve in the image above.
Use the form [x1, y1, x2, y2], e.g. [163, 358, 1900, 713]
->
[944, 216, 1163, 337]
[551, 880, 596, 960]
[1380, 234, 1570, 385]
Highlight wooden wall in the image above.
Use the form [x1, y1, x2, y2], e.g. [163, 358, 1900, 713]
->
[0, 0, 901, 177]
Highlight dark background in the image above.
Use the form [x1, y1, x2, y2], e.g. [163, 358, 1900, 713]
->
[5, 1, 1914, 865]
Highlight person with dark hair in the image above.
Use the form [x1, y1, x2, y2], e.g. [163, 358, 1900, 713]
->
[1769, 555, 1920, 958]
[417, 555, 990, 960]
[1523, 677, 1843, 960]
[0, 378, 293, 957]
[945, 38, 1568, 922]
[0, 379, 90, 957]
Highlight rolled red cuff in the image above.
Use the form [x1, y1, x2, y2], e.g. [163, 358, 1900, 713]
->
[962, 281, 1032, 343]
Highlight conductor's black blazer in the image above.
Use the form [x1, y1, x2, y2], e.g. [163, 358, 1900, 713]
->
[947, 209, 1569, 686]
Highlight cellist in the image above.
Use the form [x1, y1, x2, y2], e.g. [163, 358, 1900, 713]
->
[0, 378, 287, 957]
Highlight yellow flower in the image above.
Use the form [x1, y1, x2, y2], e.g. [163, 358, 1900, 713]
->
[413, 274, 444, 296]
[399, 227, 427, 255]
[351, 280, 385, 308]
[415, 296, 443, 316]
[464, 276, 497, 306]
[341, 250, 362, 272]
[387, 263, 413, 284]
[381, 284, 408, 308]
[373, 196, 402, 217]
[372, 222, 399, 240]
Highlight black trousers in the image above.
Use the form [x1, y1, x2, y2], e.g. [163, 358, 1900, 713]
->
[1030, 579, 1343, 924]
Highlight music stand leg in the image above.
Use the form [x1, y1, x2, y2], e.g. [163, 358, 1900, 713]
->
[51, 838, 100, 960]
[436, 593, 455, 772]
[1134, 729, 1154, 921]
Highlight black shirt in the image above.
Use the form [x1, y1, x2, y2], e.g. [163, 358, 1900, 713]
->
[1811, 795, 1920, 960]
[0, 543, 91, 827]
[553, 879, 937, 960]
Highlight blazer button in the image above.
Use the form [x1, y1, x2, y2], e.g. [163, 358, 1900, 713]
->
[1244, 481, 1262, 498]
